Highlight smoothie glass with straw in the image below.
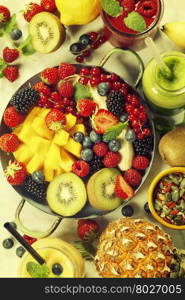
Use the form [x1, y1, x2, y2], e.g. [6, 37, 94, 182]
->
[4, 223, 85, 278]
[142, 37, 185, 115]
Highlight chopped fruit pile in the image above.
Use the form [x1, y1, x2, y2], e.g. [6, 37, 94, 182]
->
[1, 63, 154, 216]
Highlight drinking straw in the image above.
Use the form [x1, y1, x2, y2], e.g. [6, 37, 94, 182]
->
[145, 37, 172, 79]
[4, 222, 45, 265]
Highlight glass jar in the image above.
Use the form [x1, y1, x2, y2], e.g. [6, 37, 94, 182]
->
[18, 238, 85, 278]
[100, 0, 164, 50]
[142, 51, 185, 115]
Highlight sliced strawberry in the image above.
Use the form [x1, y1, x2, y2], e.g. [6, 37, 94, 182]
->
[93, 109, 118, 134]
[115, 174, 134, 200]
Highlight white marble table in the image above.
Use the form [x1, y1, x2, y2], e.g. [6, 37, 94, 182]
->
[0, 0, 185, 278]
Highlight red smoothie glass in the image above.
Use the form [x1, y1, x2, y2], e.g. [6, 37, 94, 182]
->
[101, 0, 164, 50]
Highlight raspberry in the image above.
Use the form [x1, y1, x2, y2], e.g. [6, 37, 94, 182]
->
[41, 67, 59, 85]
[3, 66, 19, 82]
[72, 160, 90, 177]
[132, 155, 149, 170]
[121, 0, 135, 12]
[32, 81, 51, 96]
[103, 151, 121, 168]
[58, 63, 76, 79]
[3, 47, 19, 63]
[137, 0, 157, 17]
[58, 81, 74, 98]
[93, 142, 108, 157]
[124, 168, 142, 187]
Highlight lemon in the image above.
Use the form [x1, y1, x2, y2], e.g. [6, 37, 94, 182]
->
[55, 0, 101, 25]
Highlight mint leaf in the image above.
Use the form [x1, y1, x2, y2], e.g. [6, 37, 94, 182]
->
[73, 241, 96, 261]
[26, 262, 50, 278]
[103, 121, 128, 141]
[74, 82, 92, 101]
[0, 58, 8, 78]
[0, 14, 17, 37]
[101, 0, 123, 17]
[124, 12, 146, 32]
[18, 35, 36, 56]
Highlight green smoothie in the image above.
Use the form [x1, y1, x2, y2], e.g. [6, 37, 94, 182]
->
[142, 51, 185, 113]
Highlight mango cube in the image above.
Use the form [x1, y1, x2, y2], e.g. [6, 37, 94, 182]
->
[17, 124, 38, 144]
[54, 167, 65, 176]
[43, 159, 54, 182]
[53, 129, 69, 146]
[28, 136, 51, 154]
[65, 113, 77, 131]
[13, 144, 33, 164]
[45, 142, 62, 168]
[26, 153, 45, 174]
[37, 108, 51, 118]
[31, 116, 54, 140]
[69, 124, 86, 136]
[60, 148, 75, 172]
[63, 137, 82, 158]
[23, 107, 41, 125]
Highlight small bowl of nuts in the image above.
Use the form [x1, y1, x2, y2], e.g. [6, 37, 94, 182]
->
[148, 167, 185, 230]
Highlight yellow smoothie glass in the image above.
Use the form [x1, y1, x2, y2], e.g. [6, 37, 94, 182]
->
[18, 238, 85, 278]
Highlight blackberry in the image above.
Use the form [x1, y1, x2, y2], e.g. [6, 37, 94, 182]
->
[133, 135, 154, 157]
[106, 91, 124, 116]
[89, 155, 104, 175]
[23, 176, 48, 203]
[10, 88, 39, 113]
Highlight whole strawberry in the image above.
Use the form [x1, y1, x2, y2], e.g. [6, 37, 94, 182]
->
[5, 161, 27, 185]
[41, 67, 59, 85]
[58, 63, 76, 80]
[23, 2, 44, 22]
[3, 65, 19, 82]
[57, 81, 74, 98]
[45, 109, 66, 131]
[3, 47, 19, 63]
[0, 133, 20, 153]
[77, 99, 97, 117]
[41, 0, 56, 12]
[0, 6, 10, 26]
[33, 81, 51, 96]
[77, 219, 99, 242]
[3, 106, 25, 128]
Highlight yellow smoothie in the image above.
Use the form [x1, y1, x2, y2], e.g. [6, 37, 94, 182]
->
[18, 238, 85, 278]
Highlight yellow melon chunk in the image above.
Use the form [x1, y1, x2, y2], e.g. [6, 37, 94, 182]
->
[26, 153, 45, 174]
[60, 148, 75, 172]
[53, 129, 69, 146]
[43, 159, 54, 182]
[69, 124, 86, 136]
[23, 107, 42, 125]
[63, 137, 82, 158]
[28, 136, 51, 154]
[13, 144, 33, 164]
[45, 142, 62, 169]
[65, 113, 77, 131]
[31, 116, 54, 139]
[17, 124, 38, 143]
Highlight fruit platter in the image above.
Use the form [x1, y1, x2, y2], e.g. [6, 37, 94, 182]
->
[1, 0, 185, 280]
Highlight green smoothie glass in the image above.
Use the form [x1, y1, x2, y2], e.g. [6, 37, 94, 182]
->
[142, 51, 185, 115]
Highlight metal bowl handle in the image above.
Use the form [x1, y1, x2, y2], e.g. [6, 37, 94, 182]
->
[15, 199, 62, 239]
[98, 48, 144, 88]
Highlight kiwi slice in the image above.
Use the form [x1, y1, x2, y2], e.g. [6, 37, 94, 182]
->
[87, 168, 121, 210]
[29, 12, 66, 54]
[47, 173, 87, 216]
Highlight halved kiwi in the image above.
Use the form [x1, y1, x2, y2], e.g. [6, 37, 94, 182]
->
[87, 168, 121, 210]
[29, 12, 66, 54]
[47, 173, 87, 216]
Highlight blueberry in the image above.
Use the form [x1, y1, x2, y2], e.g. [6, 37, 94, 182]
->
[69, 43, 82, 55]
[97, 82, 110, 96]
[125, 129, 136, 143]
[108, 139, 121, 152]
[79, 34, 90, 47]
[144, 202, 151, 215]
[89, 130, 101, 143]
[9, 28, 22, 40]
[73, 131, 84, 143]
[52, 263, 63, 276]
[2, 238, 14, 249]
[81, 148, 93, 161]
[121, 205, 134, 217]
[16, 246, 25, 258]
[83, 136, 93, 148]
[31, 170, 45, 184]
[119, 114, 128, 123]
